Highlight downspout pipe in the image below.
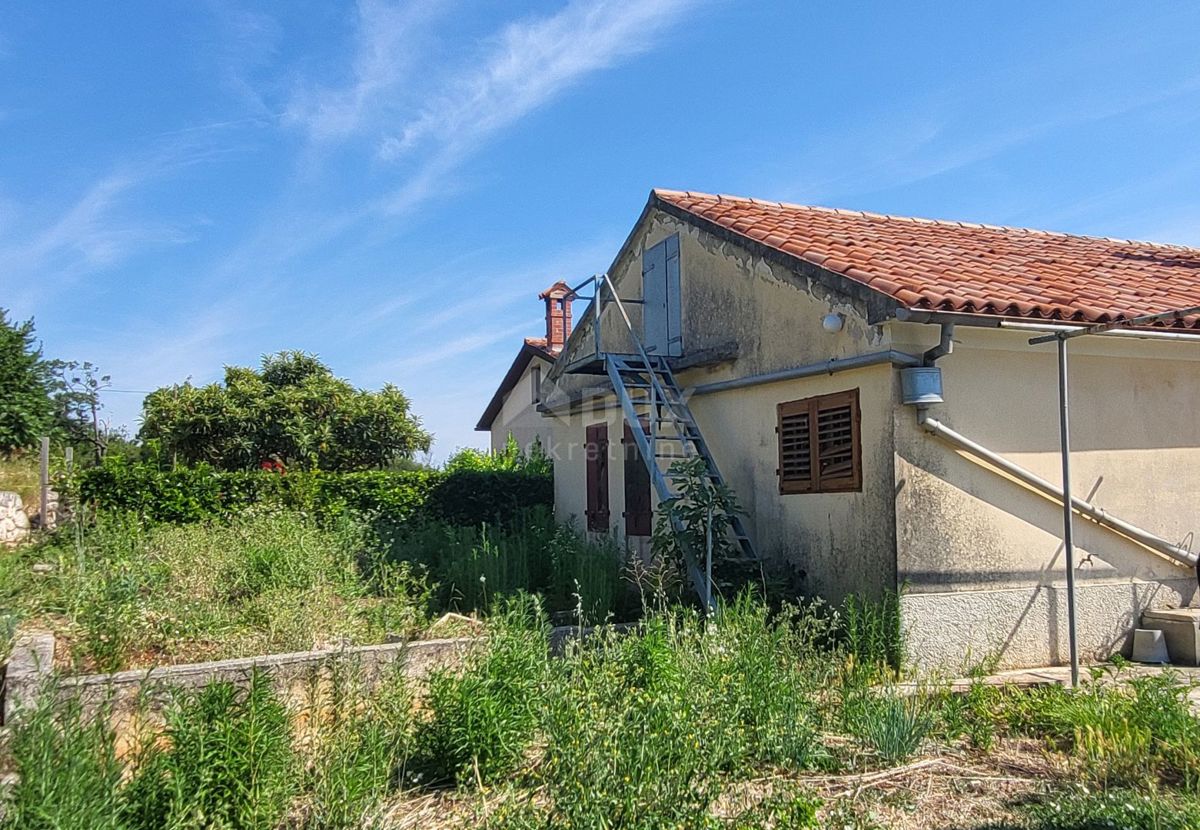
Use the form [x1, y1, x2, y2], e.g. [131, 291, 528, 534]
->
[922, 322, 955, 366]
[916, 409, 1198, 569]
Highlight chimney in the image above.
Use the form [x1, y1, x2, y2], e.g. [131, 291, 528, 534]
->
[539, 281, 574, 353]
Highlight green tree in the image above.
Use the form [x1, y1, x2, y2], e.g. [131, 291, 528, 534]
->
[0, 309, 55, 456]
[48, 360, 113, 463]
[139, 350, 432, 471]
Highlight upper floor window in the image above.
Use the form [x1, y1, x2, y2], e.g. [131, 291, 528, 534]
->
[531, 365, 542, 404]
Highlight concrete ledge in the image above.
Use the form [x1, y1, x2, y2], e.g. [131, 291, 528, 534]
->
[3, 635, 479, 725]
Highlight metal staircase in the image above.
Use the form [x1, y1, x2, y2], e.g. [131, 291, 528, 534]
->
[582, 274, 759, 606]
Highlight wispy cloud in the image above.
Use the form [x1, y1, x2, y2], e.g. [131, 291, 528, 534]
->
[285, 0, 448, 142]
[378, 0, 695, 162]
[282, 0, 699, 215]
[378, 318, 539, 375]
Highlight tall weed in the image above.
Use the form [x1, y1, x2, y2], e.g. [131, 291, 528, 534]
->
[1, 690, 124, 830]
[410, 594, 550, 787]
[300, 664, 415, 830]
[122, 671, 297, 830]
[844, 690, 934, 765]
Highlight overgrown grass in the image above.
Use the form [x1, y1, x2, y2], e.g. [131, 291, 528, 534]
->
[1001, 663, 1200, 792]
[375, 506, 626, 622]
[6, 595, 1200, 829]
[0, 510, 432, 671]
[122, 672, 298, 830]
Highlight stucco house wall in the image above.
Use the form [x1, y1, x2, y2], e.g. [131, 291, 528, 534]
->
[891, 323, 1200, 670]
[489, 356, 554, 454]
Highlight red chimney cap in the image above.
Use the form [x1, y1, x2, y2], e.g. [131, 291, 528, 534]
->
[538, 280, 575, 300]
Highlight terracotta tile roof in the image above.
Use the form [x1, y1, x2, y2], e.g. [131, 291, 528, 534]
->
[654, 190, 1200, 329]
[524, 337, 558, 357]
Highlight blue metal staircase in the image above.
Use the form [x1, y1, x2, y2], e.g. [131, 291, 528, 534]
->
[582, 274, 759, 606]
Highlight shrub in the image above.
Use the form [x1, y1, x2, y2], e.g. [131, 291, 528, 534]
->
[845, 690, 934, 765]
[410, 595, 550, 787]
[122, 672, 297, 830]
[1, 691, 124, 830]
[73, 458, 553, 528]
[300, 664, 415, 830]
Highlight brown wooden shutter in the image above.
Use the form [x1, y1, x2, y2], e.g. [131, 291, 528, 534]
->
[585, 423, 610, 531]
[814, 390, 861, 492]
[623, 421, 652, 537]
[777, 400, 814, 494]
[777, 389, 861, 494]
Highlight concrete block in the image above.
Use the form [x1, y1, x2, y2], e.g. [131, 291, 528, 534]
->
[1141, 607, 1200, 666]
[1131, 628, 1169, 664]
[3, 631, 55, 723]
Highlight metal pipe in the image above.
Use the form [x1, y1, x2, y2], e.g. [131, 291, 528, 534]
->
[690, 350, 922, 396]
[922, 322, 955, 366]
[896, 307, 1200, 342]
[916, 410, 1197, 569]
[1029, 304, 1200, 346]
[1005, 320, 1200, 343]
[1057, 336, 1080, 687]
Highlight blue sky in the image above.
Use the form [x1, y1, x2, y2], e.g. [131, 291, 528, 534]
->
[3, 1, 1200, 461]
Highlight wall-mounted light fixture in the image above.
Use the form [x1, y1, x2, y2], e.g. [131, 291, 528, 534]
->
[821, 312, 845, 333]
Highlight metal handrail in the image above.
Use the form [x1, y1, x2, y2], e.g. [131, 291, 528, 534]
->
[596, 276, 696, 458]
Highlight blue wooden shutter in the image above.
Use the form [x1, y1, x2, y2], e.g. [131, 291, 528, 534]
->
[642, 233, 683, 356]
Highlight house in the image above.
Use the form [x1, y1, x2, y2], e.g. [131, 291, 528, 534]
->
[532, 188, 1200, 671]
[476, 281, 574, 454]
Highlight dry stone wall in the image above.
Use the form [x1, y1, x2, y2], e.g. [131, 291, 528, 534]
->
[0, 492, 30, 546]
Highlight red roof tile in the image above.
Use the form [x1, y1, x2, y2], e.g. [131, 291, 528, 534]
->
[653, 190, 1200, 329]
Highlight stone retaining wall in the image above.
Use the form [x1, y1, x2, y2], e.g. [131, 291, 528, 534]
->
[2, 632, 479, 727]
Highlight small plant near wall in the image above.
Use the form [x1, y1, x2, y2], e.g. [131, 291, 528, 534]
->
[651, 457, 747, 602]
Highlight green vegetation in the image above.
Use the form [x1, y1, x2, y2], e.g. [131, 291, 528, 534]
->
[74, 457, 553, 526]
[139, 351, 431, 471]
[0, 309, 57, 457]
[4, 596, 1200, 828]
[0, 505, 622, 672]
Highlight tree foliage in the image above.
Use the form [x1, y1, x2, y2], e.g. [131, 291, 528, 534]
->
[138, 351, 432, 471]
[0, 309, 56, 456]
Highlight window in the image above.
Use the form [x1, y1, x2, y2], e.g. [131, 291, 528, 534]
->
[585, 423, 610, 531]
[777, 389, 861, 494]
[530, 365, 542, 405]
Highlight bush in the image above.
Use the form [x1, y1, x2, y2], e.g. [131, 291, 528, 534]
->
[410, 595, 550, 787]
[1, 692, 125, 830]
[122, 672, 297, 830]
[73, 457, 553, 527]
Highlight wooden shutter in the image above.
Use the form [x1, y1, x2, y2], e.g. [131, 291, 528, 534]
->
[777, 389, 861, 494]
[623, 421, 652, 537]
[643, 233, 683, 357]
[777, 400, 814, 494]
[585, 423, 610, 531]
